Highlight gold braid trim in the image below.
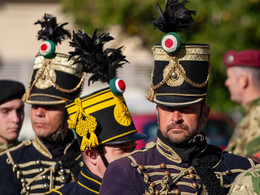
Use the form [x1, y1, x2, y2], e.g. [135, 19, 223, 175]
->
[146, 47, 211, 102]
[176, 62, 211, 88]
[22, 58, 84, 102]
[146, 57, 178, 102]
[22, 60, 48, 102]
[45, 61, 85, 93]
[157, 138, 182, 163]
[125, 142, 203, 195]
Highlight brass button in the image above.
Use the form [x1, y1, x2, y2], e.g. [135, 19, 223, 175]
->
[189, 173, 195, 180]
[60, 168, 65, 175]
[192, 182, 198, 189]
[39, 167, 44, 172]
[160, 163, 166, 169]
[43, 183, 49, 189]
[171, 72, 178, 79]
[188, 169, 194, 174]
[41, 75, 46, 80]
[164, 171, 170, 176]
[26, 186, 30, 191]
[139, 165, 145, 171]
[42, 175, 47, 179]
[226, 170, 232, 175]
[36, 160, 41, 165]
[174, 189, 180, 195]
[155, 190, 159, 195]
[61, 175, 66, 183]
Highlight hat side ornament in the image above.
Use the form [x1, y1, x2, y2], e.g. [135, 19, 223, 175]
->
[22, 13, 84, 104]
[146, 0, 211, 106]
[66, 30, 145, 151]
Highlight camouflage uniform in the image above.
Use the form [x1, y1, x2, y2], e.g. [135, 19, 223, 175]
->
[229, 164, 260, 195]
[0, 141, 20, 153]
[226, 97, 260, 158]
[0, 142, 9, 153]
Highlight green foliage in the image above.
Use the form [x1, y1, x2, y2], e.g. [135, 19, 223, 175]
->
[60, 0, 260, 113]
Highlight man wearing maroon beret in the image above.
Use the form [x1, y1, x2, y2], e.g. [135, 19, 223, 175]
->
[224, 49, 260, 162]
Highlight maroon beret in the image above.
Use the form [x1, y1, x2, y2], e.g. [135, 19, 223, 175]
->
[223, 50, 260, 68]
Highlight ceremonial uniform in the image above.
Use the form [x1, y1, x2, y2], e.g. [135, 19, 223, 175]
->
[0, 130, 82, 195]
[100, 131, 256, 195]
[100, 1, 258, 194]
[47, 164, 101, 195]
[45, 29, 145, 194]
[0, 14, 84, 194]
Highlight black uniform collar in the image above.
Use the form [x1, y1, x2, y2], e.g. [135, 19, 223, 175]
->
[157, 129, 207, 164]
[77, 164, 102, 193]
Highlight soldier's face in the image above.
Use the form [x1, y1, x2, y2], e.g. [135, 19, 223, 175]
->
[31, 104, 66, 139]
[156, 103, 209, 144]
[103, 141, 137, 163]
[98, 141, 137, 177]
[0, 99, 24, 145]
[225, 67, 244, 104]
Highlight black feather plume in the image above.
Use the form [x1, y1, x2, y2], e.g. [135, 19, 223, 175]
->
[34, 13, 71, 45]
[69, 30, 128, 85]
[153, 0, 196, 33]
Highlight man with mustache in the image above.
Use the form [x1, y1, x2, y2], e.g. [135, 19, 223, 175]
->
[0, 14, 84, 194]
[99, 1, 257, 194]
[0, 80, 25, 153]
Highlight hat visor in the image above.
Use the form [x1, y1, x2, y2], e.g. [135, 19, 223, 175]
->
[154, 95, 205, 107]
[104, 132, 146, 145]
[25, 95, 68, 105]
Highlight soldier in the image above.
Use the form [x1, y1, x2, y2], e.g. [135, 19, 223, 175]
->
[224, 50, 260, 162]
[99, 1, 257, 194]
[229, 164, 260, 195]
[46, 29, 145, 194]
[0, 14, 84, 194]
[0, 80, 25, 152]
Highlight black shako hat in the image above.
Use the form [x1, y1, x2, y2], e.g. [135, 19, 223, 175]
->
[146, 0, 210, 106]
[0, 80, 25, 104]
[22, 13, 84, 105]
[66, 30, 145, 151]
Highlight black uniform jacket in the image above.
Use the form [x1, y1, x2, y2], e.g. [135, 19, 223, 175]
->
[46, 164, 102, 195]
[99, 134, 257, 195]
[0, 130, 82, 195]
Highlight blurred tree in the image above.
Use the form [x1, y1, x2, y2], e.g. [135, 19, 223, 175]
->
[60, 0, 260, 113]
